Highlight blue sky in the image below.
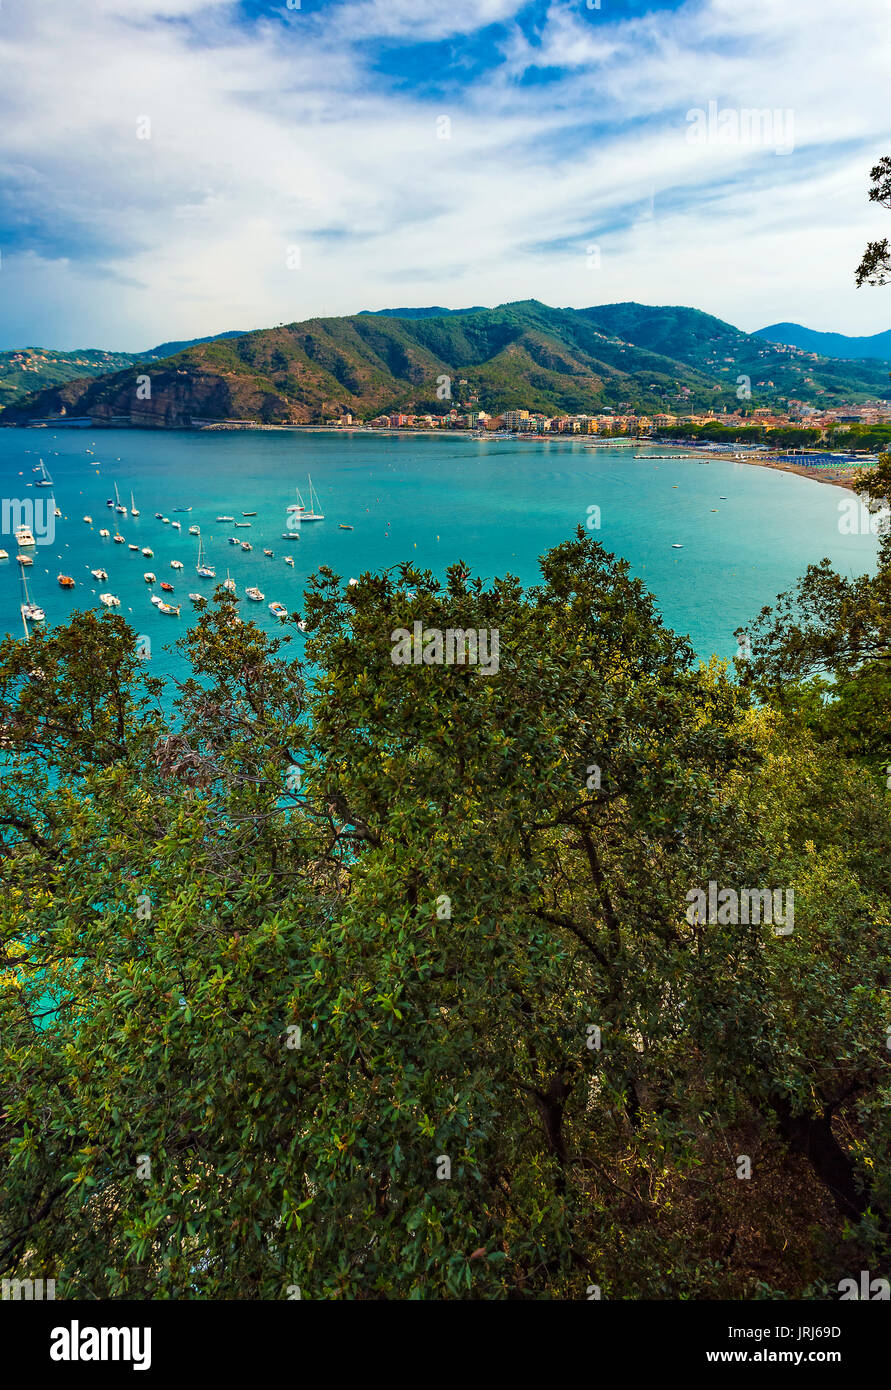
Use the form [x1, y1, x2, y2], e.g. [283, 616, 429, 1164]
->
[0, 0, 889, 349]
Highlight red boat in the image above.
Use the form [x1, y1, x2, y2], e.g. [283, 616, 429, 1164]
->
[57, 574, 75, 588]
[160, 581, 174, 592]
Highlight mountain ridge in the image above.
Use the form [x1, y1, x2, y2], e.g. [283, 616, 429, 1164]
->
[755, 321, 891, 361]
[4, 301, 891, 428]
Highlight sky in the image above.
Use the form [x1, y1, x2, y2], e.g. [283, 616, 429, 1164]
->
[0, 0, 889, 350]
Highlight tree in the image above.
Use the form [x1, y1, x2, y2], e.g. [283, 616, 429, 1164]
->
[855, 157, 891, 287]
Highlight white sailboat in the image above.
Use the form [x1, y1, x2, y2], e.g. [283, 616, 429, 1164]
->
[20, 569, 45, 623]
[287, 476, 324, 521]
[130, 490, 140, 517]
[223, 570, 236, 594]
[196, 535, 216, 579]
[34, 459, 54, 488]
[114, 482, 127, 515]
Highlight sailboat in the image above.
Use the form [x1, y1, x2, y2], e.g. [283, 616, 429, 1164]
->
[114, 482, 127, 515]
[20, 569, 45, 623]
[223, 570, 236, 594]
[130, 490, 139, 517]
[196, 535, 216, 579]
[34, 459, 53, 488]
[287, 476, 324, 521]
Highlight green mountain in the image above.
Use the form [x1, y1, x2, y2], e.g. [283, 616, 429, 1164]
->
[5, 301, 890, 428]
[756, 320, 891, 361]
[0, 333, 249, 410]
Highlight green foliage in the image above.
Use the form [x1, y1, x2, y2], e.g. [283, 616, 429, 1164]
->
[1, 543, 889, 1300]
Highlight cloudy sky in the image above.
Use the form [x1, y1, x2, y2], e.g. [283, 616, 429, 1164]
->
[1, 0, 889, 350]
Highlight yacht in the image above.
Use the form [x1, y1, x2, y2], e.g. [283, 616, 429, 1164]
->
[20, 572, 45, 623]
[99, 593, 121, 607]
[196, 536, 216, 579]
[287, 476, 324, 521]
[15, 524, 36, 547]
[91, 568, 108, 581]
[245, 586, 264, 602]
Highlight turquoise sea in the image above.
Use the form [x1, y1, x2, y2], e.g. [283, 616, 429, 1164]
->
[0, 427, 880, 685]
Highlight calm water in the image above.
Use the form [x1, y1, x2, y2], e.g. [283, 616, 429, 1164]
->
[0, 428, 879, 685]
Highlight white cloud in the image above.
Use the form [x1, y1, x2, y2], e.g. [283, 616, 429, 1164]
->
[0, 0, 889, 348]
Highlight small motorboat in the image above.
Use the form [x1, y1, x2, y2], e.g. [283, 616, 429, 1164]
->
[284, 555, 294, 567]
[113, 533, 125, 544]
[228, 536, 240, 545]
[57, 574, 75, 588]
[150, 594, 163, 606]
[235, 522, 251, 528]
[142, 547, 153, 557]
[160, 581, 174, 592]
[83, 515, 93, 524]
[158, 601, 180, 616]
[161, 517, 170, 525]
[188, 524, 200, 535]
[99, 528, 111, 537]
[245, 586, 264, 601]
[241, 542, 252, 551]
[217, 515, 234, 522]
[188, 592, 203, 602]
[144, 572, 156, 583]
[0, 549, 8, 560]
[263, 549, 274, 557]
[171, 560, 184, 569]
[171, 521, 182, 530]
[339, 524, 354, 530]
[91, 568, 108, 581]
[671, 544, 683, 549]
[17, 554, 34, 566]
[129, 544, 139, 551]
[155, 512, 163, 519]
[269, 602, 288, 619]
[280, 533, 300, 541]
[99, 592, 120, 607]
[242, 511, 257, 517]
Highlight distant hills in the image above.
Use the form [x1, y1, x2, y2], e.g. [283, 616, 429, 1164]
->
[756, 321, 891, 361]
[4, 301, 891, 428]
[0, 332, 248, 410]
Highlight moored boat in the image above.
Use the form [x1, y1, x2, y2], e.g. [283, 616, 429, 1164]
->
[91, 568, 108, 581]
[245, 586, 264, 601]
[58, 575, 75, 588]
[144, 572, 156, 583]
[99, 592, 120, 607]
[269, 602, 288, 618]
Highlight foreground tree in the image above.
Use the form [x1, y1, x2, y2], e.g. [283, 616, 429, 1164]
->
[1, 540, 888, 1299]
